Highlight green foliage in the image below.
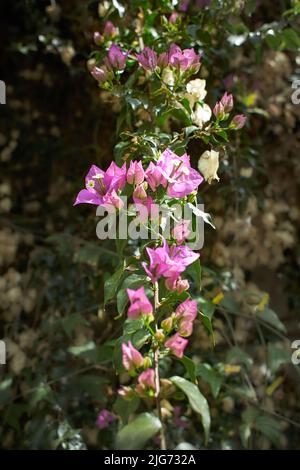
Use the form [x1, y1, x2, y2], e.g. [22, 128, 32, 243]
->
[115, 413, 162, 450]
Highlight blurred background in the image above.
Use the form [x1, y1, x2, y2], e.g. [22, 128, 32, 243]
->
[0, 0, 300, 450]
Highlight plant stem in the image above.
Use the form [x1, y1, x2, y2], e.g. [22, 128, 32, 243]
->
[153, 281, 167, 450]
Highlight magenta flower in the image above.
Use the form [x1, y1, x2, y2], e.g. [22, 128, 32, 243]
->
[165, 276, 189, 293]
[127, 161, 145, 185]
[220, 91, 234, 113]
[127, 286, 153, 319]
[136, 47, 158, 71]
[174, 299, 197, 337]
[169, 12, 180, 23]
[175, 299, 197, 322]
[165, 333, 188, 358]
[103, 20, 117, 39]
[142, 239, 199, 283]
[107, 44, 128, 70]
[172, 220, 191, 244]
[137, 368, 156, 393]
[157, 52, 169, 68]
[213, 101, 225, 119]
[95, 409, 116, 429]
[145, 148, 203, 198]
[168, 44, 200, 72]
[74, 162, 126, 208]
[145, 161, 165, 191]
[231, 114, 247, 129]
[157, 148, 203, 198]
[213, 91, 234, 119]
[90, 66, 109, 83]
[169, 12, 179, 23]
[179, 0, 190, 12]
[122, 341, 144, 373]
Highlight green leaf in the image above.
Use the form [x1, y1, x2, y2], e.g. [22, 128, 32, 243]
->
[4, 404, 28, 432]
[115, 412, 161, 450]
[281, 28, 300, 50]
[113, 395, 141, 423]
[180, 356, 197, 383]
[29, 383, 54, 408]
[196, 363, 223, 398]
[123, 318, 145, 335]
[239, 423, 252, 448]
[0, 377, 13, 405]
[255, 415, 282, 447]
[68, 341, 96, 357]
[104, 264, 125, 305]
[68, 341, 113, 364]
[256, 308, 286, 333]
[267, 343, 290, 373]
[197, 296, 215, 341]
[171, 376, 210, 444]
[185, 259, 201, 291]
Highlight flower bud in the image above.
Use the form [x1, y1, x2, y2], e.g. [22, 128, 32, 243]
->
[221, 91, 233, 113]
[122, 341, 144, 374]
[169, 12, 179, 23]
[161, 316, 173, 333]
[231, 114, 247, 129]
[198, 149, 220, 184]
[213, 100, 225, 119]
[90, 66, 108, 84]
[177, 320, 193, 337]
[136, 369, 156, 396]
[160, 379, 176, 397]
[93, 31, 103, 46]
[118, 386, 135, 401]
[127, 161, 145, 185]
[136, 47, 158, 71]
[143, 356, 152, 369]
[103, 21, 117, 39]
[165, 276, 189, 293]
[155, 329, 165, 342]
[133, 184, 147, 201]
[108, 44, 128, 70]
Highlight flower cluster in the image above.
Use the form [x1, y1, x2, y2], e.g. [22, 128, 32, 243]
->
[90, 40, 201, 88]
[76, 22, 247, 445]
[74, 147, 203, 212]
[119, 298, 198, 399]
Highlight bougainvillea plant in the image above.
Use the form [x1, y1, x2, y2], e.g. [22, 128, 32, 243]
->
[75, 1, 246, 450]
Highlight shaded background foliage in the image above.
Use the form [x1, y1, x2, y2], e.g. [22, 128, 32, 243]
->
[0, 0, 300, 449]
